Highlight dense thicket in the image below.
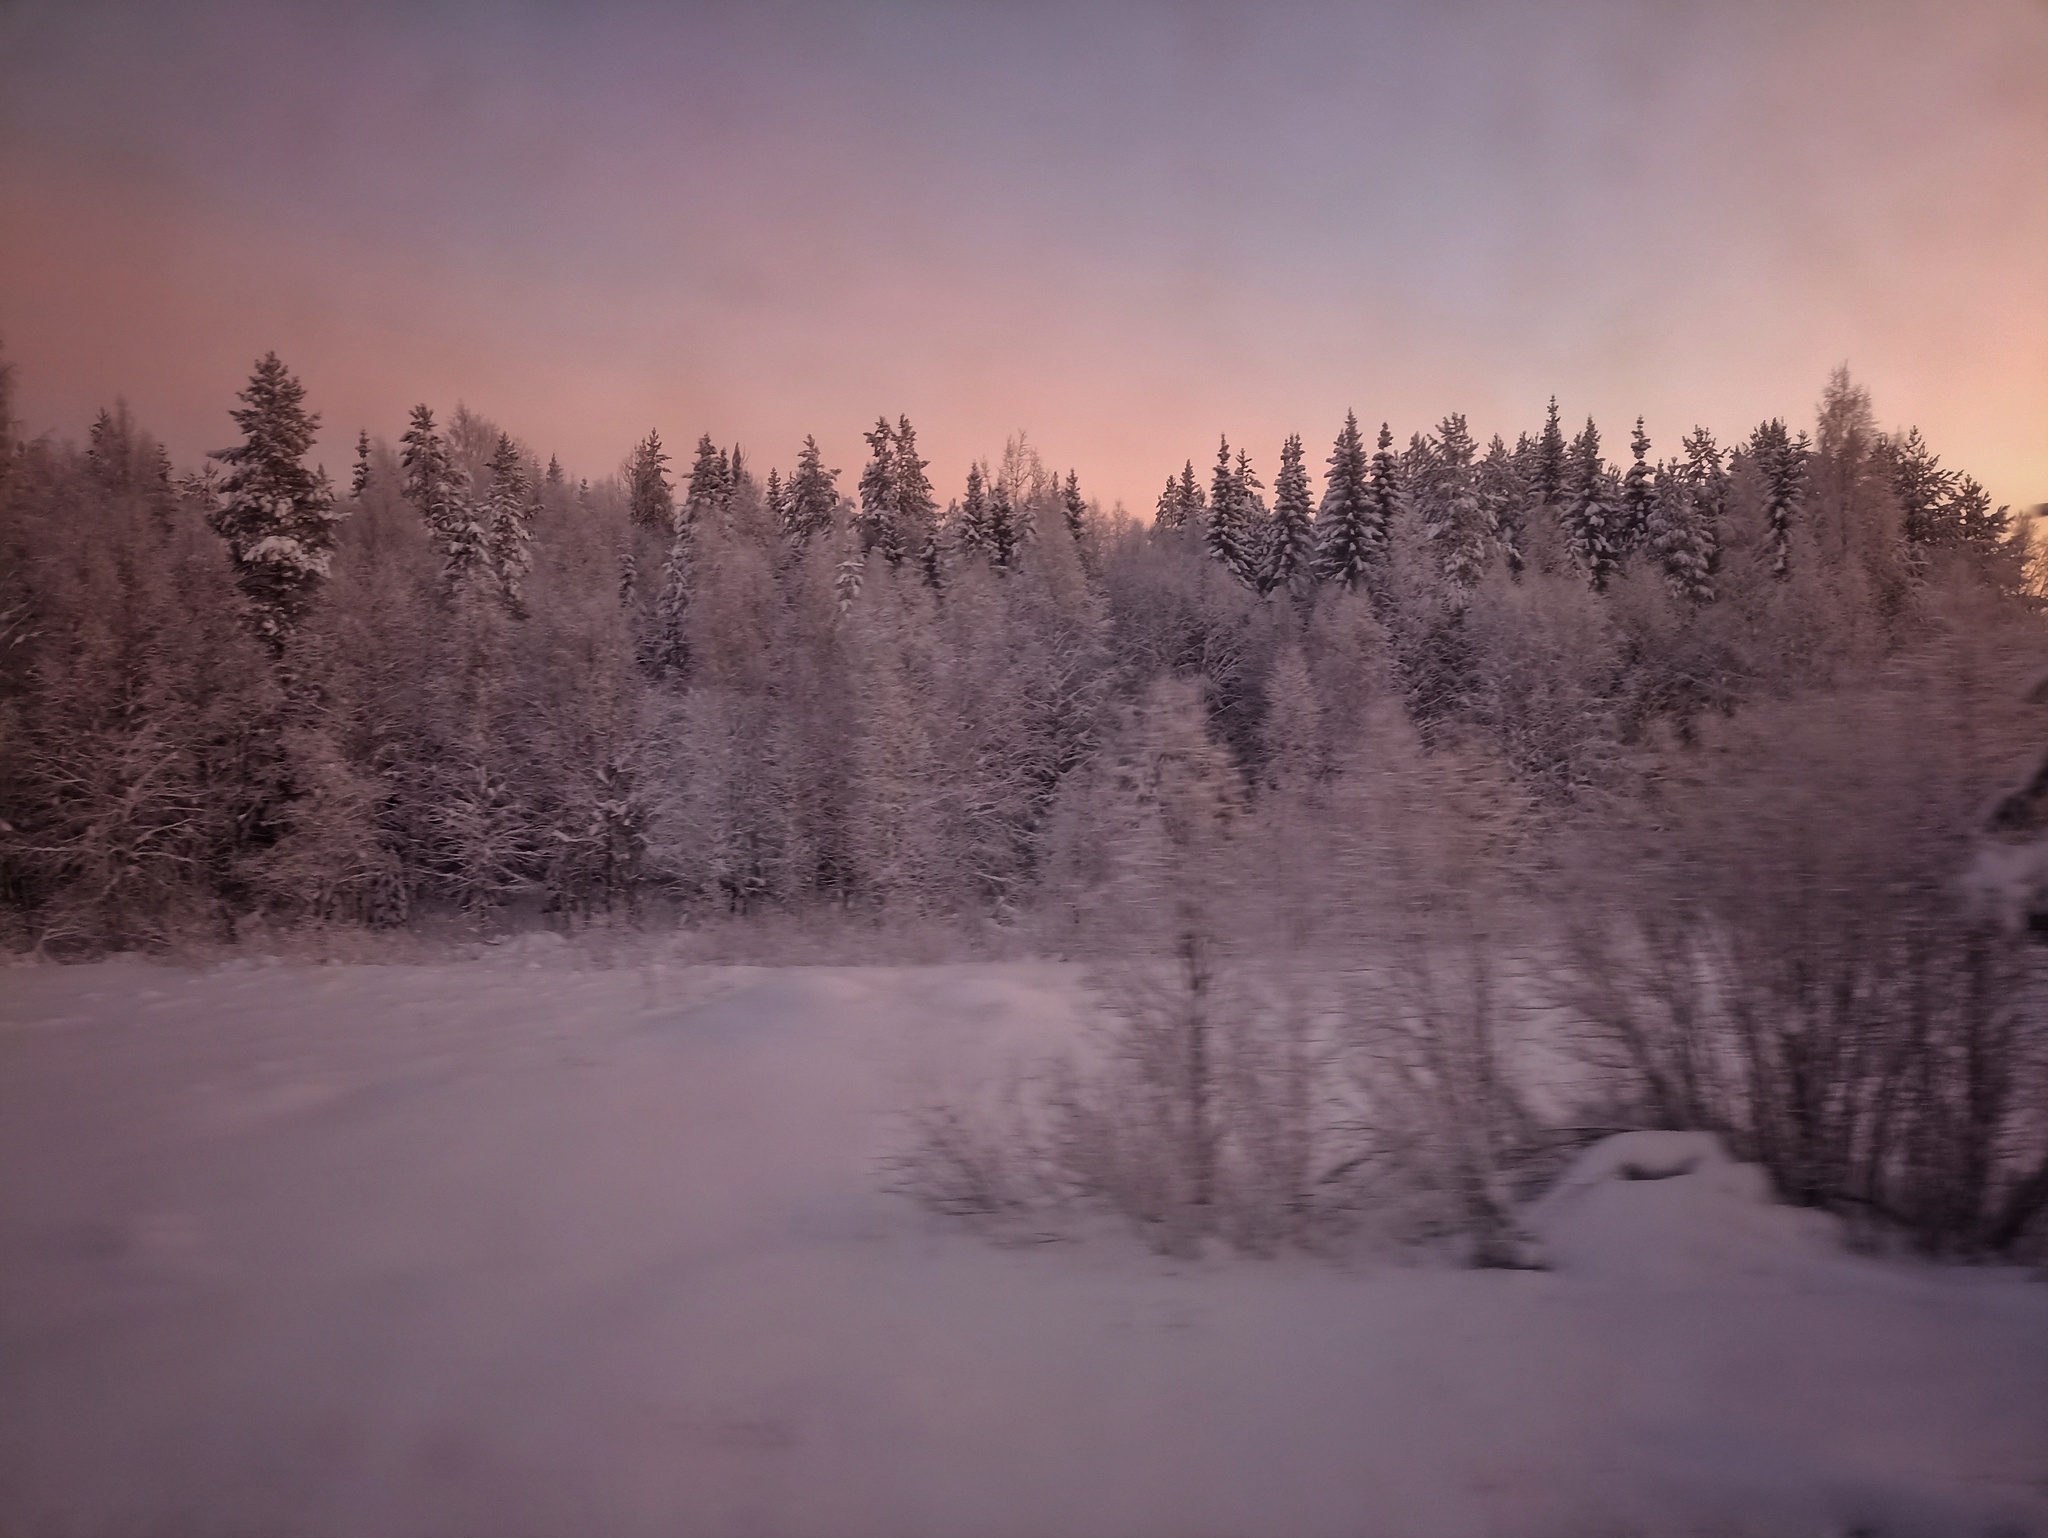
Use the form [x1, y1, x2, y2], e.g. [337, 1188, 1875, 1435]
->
[3, 349, 2043, 1252]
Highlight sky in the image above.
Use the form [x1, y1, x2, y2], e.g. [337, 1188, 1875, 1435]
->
[2, 0, 2045, 518]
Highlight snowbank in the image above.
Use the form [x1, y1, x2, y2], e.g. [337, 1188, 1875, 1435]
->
[2, 960, 2043, 1538]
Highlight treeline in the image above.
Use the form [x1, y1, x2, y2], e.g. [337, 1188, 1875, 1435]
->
[5, 347, 2047, 1253]
[0, 350, 2034, 950]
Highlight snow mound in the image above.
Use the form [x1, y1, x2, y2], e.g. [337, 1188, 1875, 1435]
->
[1528, 1131, 1847, 1284]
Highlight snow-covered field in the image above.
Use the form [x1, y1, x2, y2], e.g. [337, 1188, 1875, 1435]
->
[2, 950, 2044, 1538]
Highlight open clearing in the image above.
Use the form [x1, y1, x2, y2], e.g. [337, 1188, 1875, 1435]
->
[2, 950, 2044, 1538]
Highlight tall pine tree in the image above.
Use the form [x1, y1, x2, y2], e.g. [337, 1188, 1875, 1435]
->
[206, 353, 344, 648]
[1313, 412, 1377, 589]
[1265, 434, 1316, 595]
[1560, 417, 1619, 591]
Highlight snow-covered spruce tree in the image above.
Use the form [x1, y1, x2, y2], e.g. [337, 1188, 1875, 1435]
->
[986, 477, 1024, 571]
[1889, 425, 1954, 551]
[205, 353, 345, 648]
[626, 429, 675, 532]
[1477, 434, 1526, 578]
[856, 416, 898, 561]
[1559, 417, 1620, 591]
[1946, 475, 2010, 555]
[1204, 435, 1251, 580]
[1313, 412, 1376, 590]
[1620, 418, 1654, 561]
[1646, 461, 1715, 605]
[1264, 434, 1316, 596]
[484, 433, 533, 613]
[1748, 417, 1807, 579]
[782, 435, 838, 549]
[684, 433, 733, 530]
[1061, 470, 1086, 543]
[349, 429, 373, 498]
[1679, 426, 1728, 560]
[1532, 395, 1567, 511]
[401, 405, 488, 598]
[956, 462, 993, 558]
[1235, 447, 1270, 588]
[1420, 412, 1489, 595]
[894, 417, 939, 562]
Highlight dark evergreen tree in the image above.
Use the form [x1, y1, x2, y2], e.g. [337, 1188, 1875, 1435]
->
[1265, 434, 1316, 595]
[401, 404, 486, 596]
[350, 430, 373, 498]
[1947, 475, 2009, 553]
[485, 433, 533, 612]
[1560, 417, 1619, 590]
[1313, 411, 1377, 590]
[856, 416, 898, 560]
[783, 435, 839, 547]
[1231, 446, 1268, 588]
[1620, 418, 1654, 558]
[894, 416, 939, 560]
[957, 462, 993, 556]
[1889, 426, 1956, 548]
[987, 478, 1023, 570]
[206, 353, 343, 647]
[1061, 469, 1086, 543]
[1646, 461, 1715, 604]
[1155, 473, 1185, 529]
[684, 433, 733, 530]
[1204, 435, 1253, 581]
[1533, 395, 1567, 509]
[1477, 434, 1526, 578]
[627, 430, 675, 531]
[1749, 419, 1808, 579]
[1421, 412, 1488, 592]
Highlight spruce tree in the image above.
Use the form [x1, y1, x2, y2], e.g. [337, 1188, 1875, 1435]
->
[857, 416, 899, 560]
[1314, 414, 1389, 591]
[402, 404, 487, 596]
[1477, 434, 1526, 578]
[1265, 434, 1316, 595]
[1533, 395, 1567, 509]
[783, 436, 839, 547]
[206, 352, 344, 647]
[1155, 474, 1185, 530]
[1364, 423, 1403, 570]
[1560, 417, 1619, 590]
[1620, 418, 1654, 559]
[1231, 446, 1268, 588]
[1889, 426, 1956, 548]
[1947, 475, 2008, 552]
[987, 478, 1022, 570]
[1177, 460, 1205, 527]
[1421, 412, 1488, 592]
[894, 416, 939, 559]
[1677, 427, 1726, 577]
[485, 433, 534, 613]
[627, 430, 675, 531]
[1646, 461, 1714, 604]
[350, 429, 372, 498]
[1061, 469, 1087, 543]
[684, 433, 732, 529]
[957, 462, 993, 556]
[1749, 419, 1807, 578]
[763, 467, 787, 534]
[1204, 435, 1249, 578]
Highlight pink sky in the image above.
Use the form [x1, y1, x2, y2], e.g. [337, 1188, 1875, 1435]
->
[3, 0, 2044, 516]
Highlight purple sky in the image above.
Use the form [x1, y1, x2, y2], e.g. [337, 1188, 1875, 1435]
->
[3, 0, 2044, 515]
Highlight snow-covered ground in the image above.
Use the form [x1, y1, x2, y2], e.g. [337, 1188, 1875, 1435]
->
[2, 950, 2044, 1538]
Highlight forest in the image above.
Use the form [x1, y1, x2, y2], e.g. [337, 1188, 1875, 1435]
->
[2, 345, 2045, 1262]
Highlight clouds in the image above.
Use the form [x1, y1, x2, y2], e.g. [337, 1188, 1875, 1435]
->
[2, 0, 2043, 512]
